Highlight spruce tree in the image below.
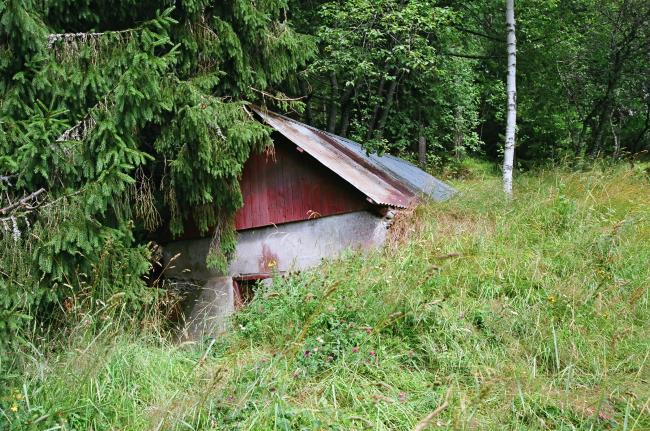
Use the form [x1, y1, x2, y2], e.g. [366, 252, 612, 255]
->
[0, 0, 313, 352]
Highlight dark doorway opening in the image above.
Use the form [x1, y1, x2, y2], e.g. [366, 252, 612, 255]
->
[233, 274, 271, 308]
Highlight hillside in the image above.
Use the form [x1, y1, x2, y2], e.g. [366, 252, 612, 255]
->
[3, 164, 650, 430]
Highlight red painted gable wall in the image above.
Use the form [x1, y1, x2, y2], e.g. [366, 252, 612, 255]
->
[234, 136, 369, 230]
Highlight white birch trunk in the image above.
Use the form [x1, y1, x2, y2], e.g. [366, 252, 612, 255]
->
[503, 0, 517, 196]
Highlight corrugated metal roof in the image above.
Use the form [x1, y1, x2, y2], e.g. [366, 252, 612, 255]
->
[324, 133, 456, 202]
[252, 107, 455, 207]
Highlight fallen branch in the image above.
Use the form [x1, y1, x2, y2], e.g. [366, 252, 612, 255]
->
[411, 401, 449, 431]
[57, 115, 97, 142]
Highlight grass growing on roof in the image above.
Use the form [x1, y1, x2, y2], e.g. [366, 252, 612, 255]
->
[2, 163, 649, 430]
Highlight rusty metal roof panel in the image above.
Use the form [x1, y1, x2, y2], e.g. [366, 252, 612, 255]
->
[253, 108, 454, 207]
[327, 133, 456, 202]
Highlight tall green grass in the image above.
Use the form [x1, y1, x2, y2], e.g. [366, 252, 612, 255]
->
[2, 164, 649, 430]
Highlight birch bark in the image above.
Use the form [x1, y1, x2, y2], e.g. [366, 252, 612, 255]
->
[503, 0, 517, 196]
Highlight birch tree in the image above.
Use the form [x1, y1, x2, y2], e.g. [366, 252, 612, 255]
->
[503, 0, 517, 196]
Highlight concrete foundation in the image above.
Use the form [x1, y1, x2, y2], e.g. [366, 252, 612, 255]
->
[164, 210, 389, 280]
[178, 276, 234, 340]
[163, 210, 390, 339]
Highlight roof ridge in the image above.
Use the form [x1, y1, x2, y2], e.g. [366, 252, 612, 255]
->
[250, 106, 454, 205]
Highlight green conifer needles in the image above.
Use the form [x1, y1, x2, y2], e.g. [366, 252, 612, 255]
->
[0, 1, 313, 352]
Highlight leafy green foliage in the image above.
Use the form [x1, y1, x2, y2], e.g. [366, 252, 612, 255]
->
[448, 0, 650, 161]
[291, 0, 482, 163]
[288, 0, 650, 164]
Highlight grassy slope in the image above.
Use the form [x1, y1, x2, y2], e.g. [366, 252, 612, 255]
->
[2, 164, 649, 430]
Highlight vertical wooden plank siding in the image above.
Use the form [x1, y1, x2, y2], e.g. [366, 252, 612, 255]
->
[234, 137, 369, 230]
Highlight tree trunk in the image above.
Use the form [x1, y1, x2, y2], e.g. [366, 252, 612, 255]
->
[454, 106, 464, 160]
[375, 77, 399, 135]
[337, 82, 357, 137]
[418, 131, 426, 165]
[503, 0, 517, 197]
[631, 100, 650, 153]
[339, 103, 352, 137]
[366, 78, 386, 139]
[299, 77, 312, 124]
[327, 72, 338, 133]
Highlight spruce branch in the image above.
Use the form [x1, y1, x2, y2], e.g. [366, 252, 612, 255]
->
[0, 188, 46, 216]
[47, 29, 135, 49]
[56, 115, 98, 142]
[249, 86, 305, 102]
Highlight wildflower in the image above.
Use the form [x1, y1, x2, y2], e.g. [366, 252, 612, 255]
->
[10, 404, 18, 413]
[399, 392, 407, 403]
[316, 336, 324, 344]
[369, 350, 376, 357]
[313, 346, 319, 352]
[352, 346, 360, 353]
[548, 295, 557, 303]
[14, 393, 24, 400]
[304, 350, 311, 357]
[326, 355, 334, 362]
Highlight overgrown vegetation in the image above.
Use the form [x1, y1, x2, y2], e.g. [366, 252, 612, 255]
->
[1, 0, 649, 427]
[2, 164, 648, 430]
[2, 0, 649, 357]
[0, 0, 311, 353]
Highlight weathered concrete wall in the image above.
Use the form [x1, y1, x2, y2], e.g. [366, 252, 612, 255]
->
[164, 210, 389, 339]
[163, 210, 389, 280]
[178, 276, 234, 340]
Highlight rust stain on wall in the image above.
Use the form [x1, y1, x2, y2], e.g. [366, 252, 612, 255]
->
[258, 243, 280, 273]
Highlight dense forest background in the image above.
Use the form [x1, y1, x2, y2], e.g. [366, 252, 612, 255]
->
[1, 0, 649, 354]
